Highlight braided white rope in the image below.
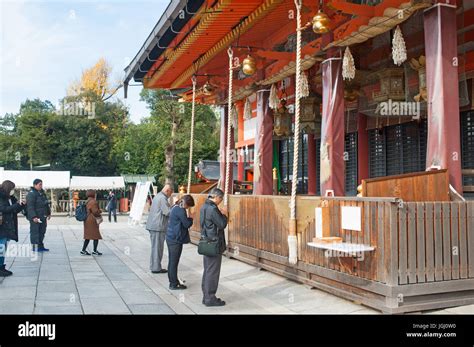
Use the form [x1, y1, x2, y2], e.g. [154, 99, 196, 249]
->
[287, 0, 303, 265]
[224, 47, 234, 206]
[290, 0, 302, 220]
[187, 75, 197, 194]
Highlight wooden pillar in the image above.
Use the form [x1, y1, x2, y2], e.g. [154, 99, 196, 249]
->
[253, 90, 274, 195]
[219, 106, 234, 193]
[320, 57, 345, 196]
[307, 133, 317, 195]
[357, 113, 369, 184]
[424, 2, 463, 193]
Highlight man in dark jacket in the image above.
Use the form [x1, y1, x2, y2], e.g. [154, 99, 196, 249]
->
[107, 191, 118, 223]
[26, 179, 51, 252]
[166, 195, 194, 290]
[0, 180, 25, 277]
[200, 188, 228, 307]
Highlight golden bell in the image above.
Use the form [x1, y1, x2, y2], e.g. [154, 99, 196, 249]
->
[312, 10, 331, 34]
[202, 82, 214, 96]
[242, 55, 256, 76]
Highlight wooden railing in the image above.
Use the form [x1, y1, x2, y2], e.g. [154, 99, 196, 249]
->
[188, 193, 474, 312]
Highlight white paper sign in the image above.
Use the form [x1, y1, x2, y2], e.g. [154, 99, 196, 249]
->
[129, 181, 151, 225]
[341, 206, 361, 231]
[315, 207, 323, 238]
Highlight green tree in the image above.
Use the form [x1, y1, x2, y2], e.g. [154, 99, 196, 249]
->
[116, 89, 220, 189]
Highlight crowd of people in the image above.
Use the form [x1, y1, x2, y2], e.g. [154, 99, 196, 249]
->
[146, 185, 228, 307]
[1, 178, 229, 307]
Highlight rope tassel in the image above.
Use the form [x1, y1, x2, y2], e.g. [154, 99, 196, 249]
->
[342, 47, 355, 81]
[392, 25, 407, 66]
[300, 71, 309, 98]
[269, 83, 279, 109]
[244, 97, 252, 120]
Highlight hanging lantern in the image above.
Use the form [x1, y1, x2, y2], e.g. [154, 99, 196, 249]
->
[243, 97, 252, 120]
[409, 55, 427, 102]
[242, 55, 257, 76]
[300, 71, 309, 98]
[269, 83, 279, 110]
[392, 25, 407, 66]
[342, 47, 356, 81]
[273, 99, 291, 137]
[202, 81, 214, 96]
[312, 10, 331, 34]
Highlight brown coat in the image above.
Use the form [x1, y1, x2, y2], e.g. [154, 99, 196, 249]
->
[83, 198, 102, 240]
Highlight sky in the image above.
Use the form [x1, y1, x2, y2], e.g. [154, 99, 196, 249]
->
[0, 0, 170, 123]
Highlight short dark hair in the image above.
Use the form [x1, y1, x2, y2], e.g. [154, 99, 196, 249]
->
[86, 190, 96, 198]
[33, 179, 42, 186]
[208, 188, 224, 199]
[181, 194, 195, 207]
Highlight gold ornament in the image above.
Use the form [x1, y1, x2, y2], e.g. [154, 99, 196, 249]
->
[312, 10, 331, 34]
[242, 55, 256, 76]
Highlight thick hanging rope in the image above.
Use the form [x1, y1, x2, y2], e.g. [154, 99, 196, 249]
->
[187, 75, 197, 194]
[288, 0, 303, 265]
[224, 47, 234, 206]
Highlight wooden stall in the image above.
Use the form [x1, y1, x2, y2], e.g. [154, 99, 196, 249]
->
[189, 194, 474, 313]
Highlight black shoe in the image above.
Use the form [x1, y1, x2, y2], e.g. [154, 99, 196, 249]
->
[151, 269, 167, 274]
[80, 250, 91, 256]
[169, 283, 187, 290]
[0, 268, 12, 277]
[38, 246, 49, 252]
[204, 298, 226, 307]
[92, 251, 102, 256]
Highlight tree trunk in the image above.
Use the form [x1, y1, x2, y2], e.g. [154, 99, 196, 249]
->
[164, 107, 178, 188]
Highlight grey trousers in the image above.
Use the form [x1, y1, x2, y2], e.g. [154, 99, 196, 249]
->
[30, 220, 47, 247]
[202, 254, 223, 303]
[149, 230, 166, 271]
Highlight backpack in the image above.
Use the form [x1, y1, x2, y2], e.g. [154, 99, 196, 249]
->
[75, 202, 88, 222]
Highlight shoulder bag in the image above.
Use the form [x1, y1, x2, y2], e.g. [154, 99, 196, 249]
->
[197, 207, 219, 257]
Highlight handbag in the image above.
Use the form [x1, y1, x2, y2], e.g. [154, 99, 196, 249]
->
[197, 207, 220, 257]
[95, 215, 103, 225]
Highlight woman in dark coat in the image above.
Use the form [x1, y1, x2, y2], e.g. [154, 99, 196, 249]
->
[81, 190, 103, 256]
[0, 180, 25, 277]
[166, 194, 194, 290]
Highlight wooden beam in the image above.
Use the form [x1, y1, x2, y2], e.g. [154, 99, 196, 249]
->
[327, 0, 375, 17]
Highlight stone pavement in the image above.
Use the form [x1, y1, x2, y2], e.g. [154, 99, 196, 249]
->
[0, 216, 473, 315]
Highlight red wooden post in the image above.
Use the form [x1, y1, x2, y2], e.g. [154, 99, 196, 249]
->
[320, 58, 345, 196]
[253, 90, 274, 195]
[424, 3, 463, 194]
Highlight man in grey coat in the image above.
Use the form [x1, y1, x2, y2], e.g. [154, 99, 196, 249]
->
[200, 188, 228, 307]
[146, 184, 173, 274]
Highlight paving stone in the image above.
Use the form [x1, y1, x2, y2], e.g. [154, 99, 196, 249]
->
[129, 304, 175, 315]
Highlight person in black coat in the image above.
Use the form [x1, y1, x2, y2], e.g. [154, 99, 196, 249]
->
[26, 178, 51, 252]
[200, 188, 228, 306]
[107, 191, 118, 223]
[0, 180, 25, 277]
[166, 194, 194, 290]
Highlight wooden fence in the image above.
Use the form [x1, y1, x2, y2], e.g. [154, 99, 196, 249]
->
[189, 194, 474, 313]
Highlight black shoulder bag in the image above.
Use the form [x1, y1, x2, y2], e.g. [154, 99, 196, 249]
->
[197, 207, 220, 257]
